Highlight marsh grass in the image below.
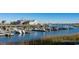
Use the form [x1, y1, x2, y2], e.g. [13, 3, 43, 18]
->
[27, 33, 79, 45]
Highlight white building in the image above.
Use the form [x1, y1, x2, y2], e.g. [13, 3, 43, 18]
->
[29, 20, 39, 25]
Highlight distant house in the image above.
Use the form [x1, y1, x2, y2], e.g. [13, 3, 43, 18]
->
[20, 20, 30, 25]
[10, 20, 39, 25]
[29, 20, 38, 25]
[10, 20, 29, 25]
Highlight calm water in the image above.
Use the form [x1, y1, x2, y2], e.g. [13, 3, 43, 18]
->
[0, 26, 79, 43]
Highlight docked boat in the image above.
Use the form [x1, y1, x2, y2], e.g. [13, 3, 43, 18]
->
[5, 33, 14, 36]
[0, 29, 14, 36]
[14, 28, 31, 34]
[32, 28, 46, 32]
[0, 33, 5, 36]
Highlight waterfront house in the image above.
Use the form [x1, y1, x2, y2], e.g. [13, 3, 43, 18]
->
[29, 20, 39, 25]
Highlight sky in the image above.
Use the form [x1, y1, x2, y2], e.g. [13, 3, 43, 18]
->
[0, 13, 79, 23]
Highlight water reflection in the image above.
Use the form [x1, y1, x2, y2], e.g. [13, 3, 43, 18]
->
[18, 34, 25, 37]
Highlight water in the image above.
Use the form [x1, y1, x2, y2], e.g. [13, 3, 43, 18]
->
[0, 25, 79, 43]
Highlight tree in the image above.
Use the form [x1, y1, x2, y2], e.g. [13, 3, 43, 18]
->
[10, 21, 17, 25]
[2, 20, 6, 24]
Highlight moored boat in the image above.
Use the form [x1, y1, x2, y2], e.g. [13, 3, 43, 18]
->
[32, 28, 46, 32]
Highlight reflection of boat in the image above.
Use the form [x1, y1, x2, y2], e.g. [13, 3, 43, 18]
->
[58, 27, 67, 30]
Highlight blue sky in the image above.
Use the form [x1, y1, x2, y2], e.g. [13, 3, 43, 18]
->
[0, 13, 79, 23]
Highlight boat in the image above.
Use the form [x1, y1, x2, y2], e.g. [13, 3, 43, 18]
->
[5, 33, 14, 36]
[0, 29, 14, 36]
[32, 28, 46, 32]
[14, 28, 31, 34]
[0, 33, 5, 36]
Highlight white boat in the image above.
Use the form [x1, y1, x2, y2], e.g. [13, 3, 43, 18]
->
[0, 29, 14, 36]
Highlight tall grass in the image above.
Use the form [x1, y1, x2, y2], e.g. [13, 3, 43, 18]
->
[27, 33, 79, 45]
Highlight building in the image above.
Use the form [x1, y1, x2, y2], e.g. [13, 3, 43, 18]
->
[29, 20, 39, 25]
[10, 19, 39, 25]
